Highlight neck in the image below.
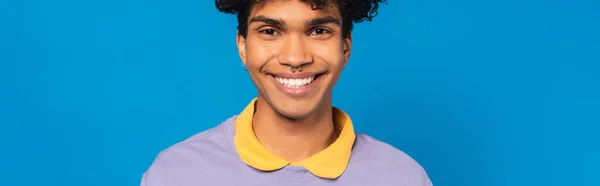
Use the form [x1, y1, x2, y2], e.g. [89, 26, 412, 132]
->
[252, 97, 338, 162]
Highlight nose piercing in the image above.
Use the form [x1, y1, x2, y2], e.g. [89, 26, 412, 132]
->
[290, 65, 302, 73]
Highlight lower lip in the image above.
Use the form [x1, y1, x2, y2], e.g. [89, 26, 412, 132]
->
[269, 75, 322, 98]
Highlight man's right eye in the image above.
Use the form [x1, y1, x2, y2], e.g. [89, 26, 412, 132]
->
[260, 29, 278, 35]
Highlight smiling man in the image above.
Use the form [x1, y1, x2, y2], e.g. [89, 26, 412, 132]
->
[141, 0, 432, 185]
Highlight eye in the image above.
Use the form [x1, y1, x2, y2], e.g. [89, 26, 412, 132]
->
[259, 29, 279, 36]
[309, 28, 331, 36]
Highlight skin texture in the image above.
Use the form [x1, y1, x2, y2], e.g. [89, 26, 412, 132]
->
[236, 0, 351, 161]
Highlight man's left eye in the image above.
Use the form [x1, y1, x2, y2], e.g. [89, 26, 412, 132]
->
[310, 28, 329, 35]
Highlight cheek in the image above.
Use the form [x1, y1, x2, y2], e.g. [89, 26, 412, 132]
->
[311, 41, 345, 66]
[245, 39, 278, 68]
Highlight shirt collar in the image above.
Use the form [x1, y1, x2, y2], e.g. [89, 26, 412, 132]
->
[233, 98, 356, 179]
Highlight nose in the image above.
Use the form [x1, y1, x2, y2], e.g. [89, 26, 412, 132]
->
[277, 35, 313, 68]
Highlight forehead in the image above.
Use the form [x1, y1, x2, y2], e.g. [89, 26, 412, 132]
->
[249, 0, 341, 20]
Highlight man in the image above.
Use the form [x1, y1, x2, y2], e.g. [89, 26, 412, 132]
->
[141, 0, 432, 185]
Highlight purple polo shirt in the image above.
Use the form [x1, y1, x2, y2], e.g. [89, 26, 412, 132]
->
[141, 116, 432, 185]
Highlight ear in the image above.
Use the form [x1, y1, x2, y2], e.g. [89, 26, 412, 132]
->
[236, 31, 247, 65]
[343, 32, 352, 65]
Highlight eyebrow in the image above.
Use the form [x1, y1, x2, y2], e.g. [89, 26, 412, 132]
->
[307, 16, 341, 27]
[248, 15, 341, 27]
[249, 15, 286, 27]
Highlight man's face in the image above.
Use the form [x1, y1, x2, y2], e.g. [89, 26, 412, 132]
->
[237, 0, 351, 119]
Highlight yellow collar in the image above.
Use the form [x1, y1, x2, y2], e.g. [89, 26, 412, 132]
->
[233, 98, 356, 179]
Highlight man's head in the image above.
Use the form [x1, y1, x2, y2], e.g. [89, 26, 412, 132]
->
[215, 0, 385, 119]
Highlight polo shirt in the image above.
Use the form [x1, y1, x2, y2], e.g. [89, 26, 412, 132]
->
[141, 98, 432, 185]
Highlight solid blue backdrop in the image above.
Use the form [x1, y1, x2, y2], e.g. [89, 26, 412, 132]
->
[1, 0, 598, 185]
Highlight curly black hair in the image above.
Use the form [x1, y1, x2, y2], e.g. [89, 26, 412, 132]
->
[215, 0, 387, 38]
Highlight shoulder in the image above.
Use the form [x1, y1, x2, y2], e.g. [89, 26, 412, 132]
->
[350, 133, 433, 186]
[140, 116, 240, 185]
[153, 116, 237, 162]
[354, 133, 422, 167]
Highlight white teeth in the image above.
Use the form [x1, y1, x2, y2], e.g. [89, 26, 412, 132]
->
[275, 76, 315, 88]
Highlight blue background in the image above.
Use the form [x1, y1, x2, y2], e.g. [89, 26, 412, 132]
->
[1, 0, 598, 185]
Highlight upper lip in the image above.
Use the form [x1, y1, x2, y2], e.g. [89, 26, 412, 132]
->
[268, 71, 324, 79]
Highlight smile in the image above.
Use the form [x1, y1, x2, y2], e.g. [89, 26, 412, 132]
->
[268, 73, 324, 97]
[274, 76, 318, 89]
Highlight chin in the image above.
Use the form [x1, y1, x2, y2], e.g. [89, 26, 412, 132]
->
[257, 72, 332, 120]
[266, 96, 316, 119]
[274, 107, 315, 120]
